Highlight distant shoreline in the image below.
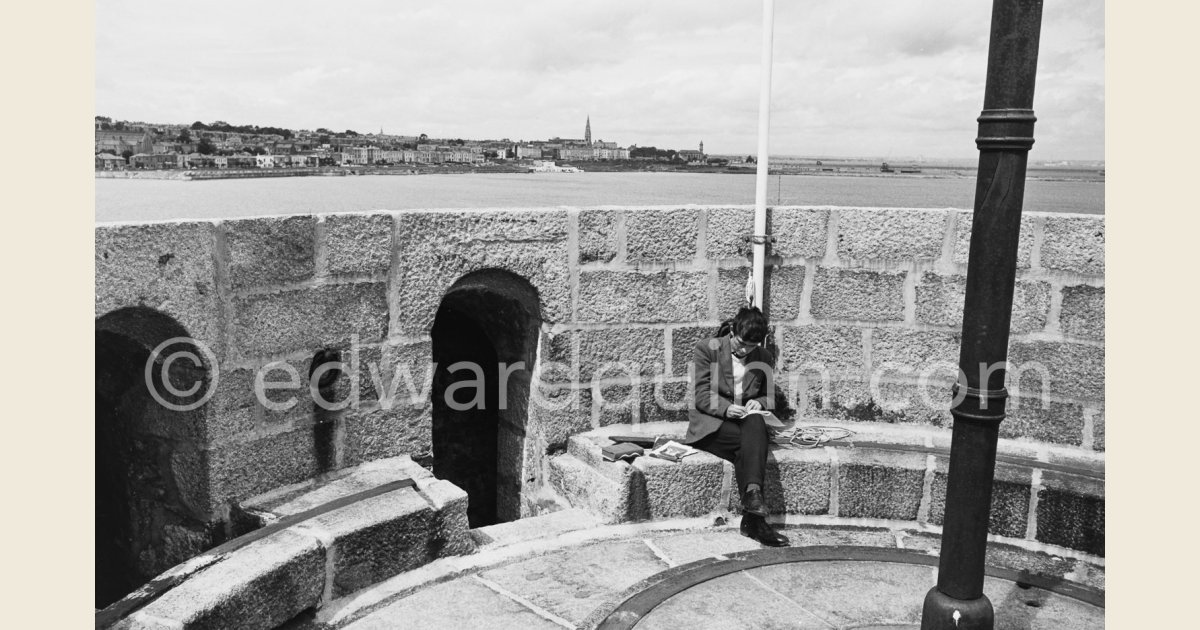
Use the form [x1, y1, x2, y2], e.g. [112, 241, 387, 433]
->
[95, 161, 1104, 184]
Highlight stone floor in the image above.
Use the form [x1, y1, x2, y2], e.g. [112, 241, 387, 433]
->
[305, 514, 1103, 630]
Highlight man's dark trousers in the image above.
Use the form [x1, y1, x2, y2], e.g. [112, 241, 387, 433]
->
[692, 413, 768, 495]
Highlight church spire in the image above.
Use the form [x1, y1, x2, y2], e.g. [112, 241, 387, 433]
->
[585, 115, 592, 145]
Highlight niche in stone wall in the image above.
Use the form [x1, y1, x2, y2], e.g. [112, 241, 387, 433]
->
[95, 307, 214, 609]
[431, 269, 540, 528]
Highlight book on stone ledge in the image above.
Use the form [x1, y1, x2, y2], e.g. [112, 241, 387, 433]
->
[601, 442, 644, 462]
[606, 435, 659, 448]
[648, 440, 698, 463]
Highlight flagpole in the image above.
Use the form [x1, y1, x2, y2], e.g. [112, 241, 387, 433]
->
[751, 0, 774, 311]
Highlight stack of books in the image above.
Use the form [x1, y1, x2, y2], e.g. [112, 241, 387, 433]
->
[601, 435, 704, 463]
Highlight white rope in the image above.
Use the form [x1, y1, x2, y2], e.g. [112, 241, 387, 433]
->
[771, 425, 856, 449]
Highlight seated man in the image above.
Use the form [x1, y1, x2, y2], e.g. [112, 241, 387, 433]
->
[683, 306, 789, 547]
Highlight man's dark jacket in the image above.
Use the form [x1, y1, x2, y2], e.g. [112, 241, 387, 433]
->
[682, 335, 776, 445]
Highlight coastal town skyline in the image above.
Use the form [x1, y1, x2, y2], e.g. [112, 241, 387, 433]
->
[96, 0, 1104, 162]
[93, 114, 708, 170]
[94, 114, 1103, 170]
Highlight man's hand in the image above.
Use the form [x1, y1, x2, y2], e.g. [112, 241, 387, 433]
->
[726, 404, 748, 419]
[745, 399, 763, 412]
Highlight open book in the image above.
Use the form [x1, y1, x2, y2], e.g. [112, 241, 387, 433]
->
[648, 440, 699, 463]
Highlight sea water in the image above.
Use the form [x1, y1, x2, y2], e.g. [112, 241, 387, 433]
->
[95, 171, 1103, 223]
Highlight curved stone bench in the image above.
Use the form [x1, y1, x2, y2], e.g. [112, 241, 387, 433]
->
[104, 456, 473, 630]
[548, 421, 1104, 557]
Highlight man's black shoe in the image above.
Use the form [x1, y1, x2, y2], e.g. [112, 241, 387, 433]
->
[740, 513, 790, 547]
[741, 488, 767, 516]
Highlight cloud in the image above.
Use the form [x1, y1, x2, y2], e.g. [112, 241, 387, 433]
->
[96, 0, 1103, 160]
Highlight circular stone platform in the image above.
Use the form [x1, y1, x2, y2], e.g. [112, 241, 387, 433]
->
[325, 518, 1102, 630]
[596, 547, 1102, 629]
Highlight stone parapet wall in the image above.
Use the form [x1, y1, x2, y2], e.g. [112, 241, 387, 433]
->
[541, 205, 1104, 458]
[95, 205, 1104, 530]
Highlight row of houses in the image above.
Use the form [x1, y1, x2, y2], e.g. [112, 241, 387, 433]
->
[95, 126, 493, 159]
[94, 146, 492, 170]
[95, 129, 295, 160]
[344, 145, 486, 165]
[94, 130, 156, 156]
[94, 152, 324, 170]
[514, 143, 631, 161]
[94, 118, 646, 169]
[95, 142, 650, 170]
[338, 140, 636, 164]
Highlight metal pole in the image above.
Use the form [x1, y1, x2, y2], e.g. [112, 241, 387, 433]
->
[752, 0, 774, 310]
[920, 2, 1042, 629]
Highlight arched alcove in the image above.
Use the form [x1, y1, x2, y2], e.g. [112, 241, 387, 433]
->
[95, 307, 214, 608]
[431, 269, 540, 527]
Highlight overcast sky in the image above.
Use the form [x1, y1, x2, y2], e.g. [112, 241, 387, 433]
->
[95, 0, 1103, 161]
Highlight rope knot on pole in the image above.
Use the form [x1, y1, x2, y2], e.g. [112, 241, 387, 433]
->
[742, 234, 777, 246]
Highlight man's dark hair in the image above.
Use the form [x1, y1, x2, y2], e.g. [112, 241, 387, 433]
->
[732, 306, 769, 343]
